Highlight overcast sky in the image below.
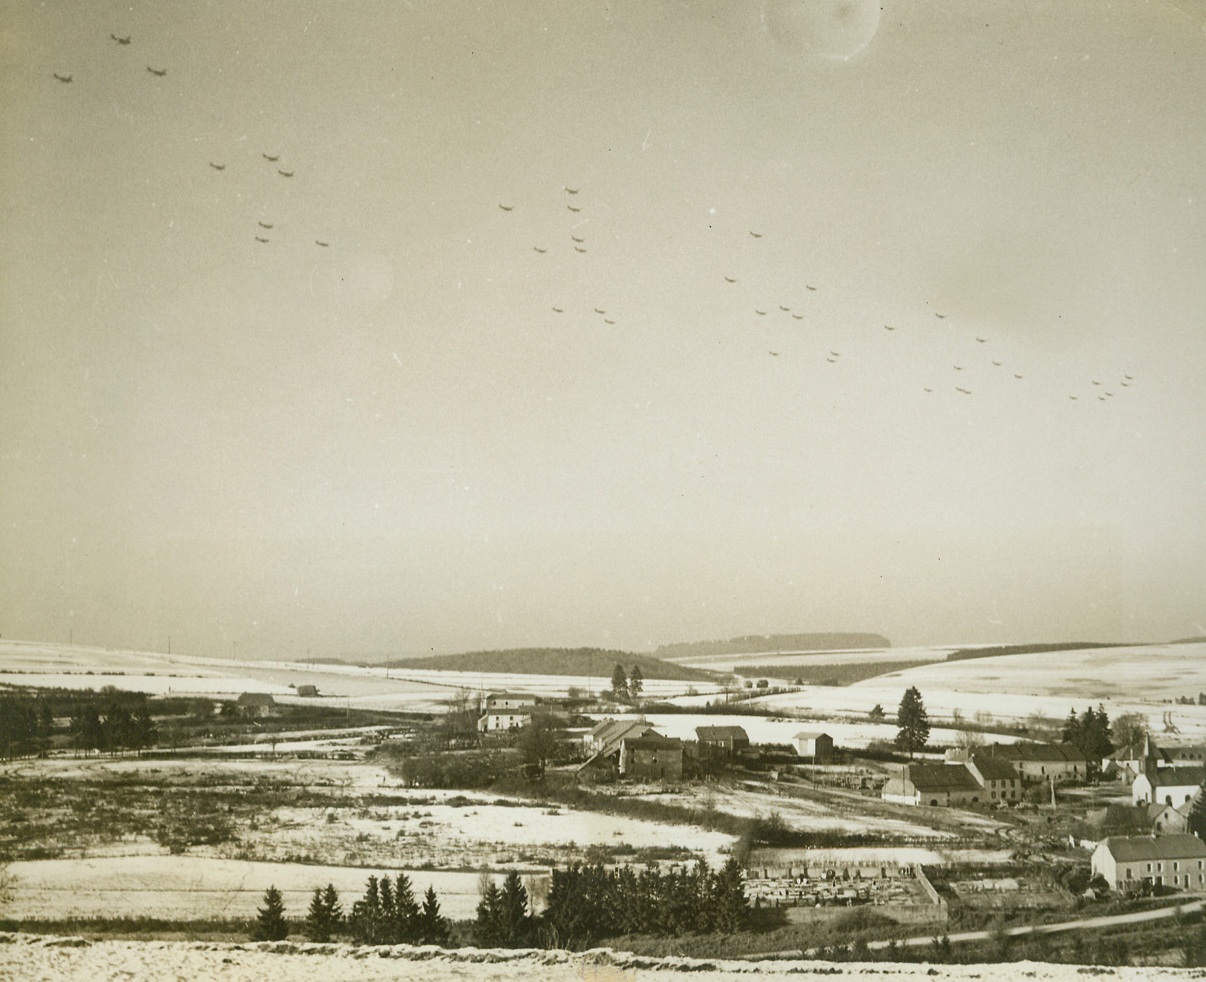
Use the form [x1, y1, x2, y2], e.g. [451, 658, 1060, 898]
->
[3, 0, 1205, 660]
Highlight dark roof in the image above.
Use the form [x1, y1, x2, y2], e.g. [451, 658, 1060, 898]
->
[794, 731, 831, 741]
[1148, 766, 1205, 788]
[1101, 834, 1206, 863]
[905, 764, 982, 792]
[696, 725, 750, 741]
[991, 742, 1086, 764]
[970, 756, 1019, 781]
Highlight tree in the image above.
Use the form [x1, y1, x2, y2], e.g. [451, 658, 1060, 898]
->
[392, 873, 420, 943]
[518, 714, 560, 776]
[894, 687, 930, 758]
[305, 883, 342, 942]
[475, 877, 504, 946]
[610, 664, 629, 702]
[497, 870, 531, 946]
[1111, 712, 1149, 750]
[628, 665, 644, 701]
[416, 886, 449, 946]
[1188, 785, 1206, 840]
[868, 703, 885, 722]
[252, 885, 289, 941]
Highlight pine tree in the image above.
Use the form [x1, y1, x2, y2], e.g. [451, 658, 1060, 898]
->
[348, 875, 382, 945]
[894, 686, 930, 758]
[253, 885, 289, 941]
[628, 665, 644, 701]
[610, 664, 629, 702]
[497, 870, 530, 946]
[305, 887, 332, 942]
[1188, 785, 1206, 840]
[393, 873, 420, 943]
[417, 885, 449, 946]
[475, 878, 503, 946]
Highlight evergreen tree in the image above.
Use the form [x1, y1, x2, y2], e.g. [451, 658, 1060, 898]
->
[1062, 708, 1081, 745]
[628, 665, 644, 701]
[252, 885, 289, 941]
[475, 878, 504, 946]
[348, 875, 382, 945]
[894, 686, 930, 758]
[305, 885, 343, 942]
[711, 858, 747, 933]
[392, 873, 420, 943]
[610, 664, 629, 701]
[497, 870, 530, 946]
[417, 886, 449, 945]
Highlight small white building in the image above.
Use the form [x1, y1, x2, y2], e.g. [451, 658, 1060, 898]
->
[484, 692, 538, 713]
[477, 712, 531, 733]
[1133, 766, 1204, 806]
[792, 731, 834, 761]
[1091, 834, 1206, 892]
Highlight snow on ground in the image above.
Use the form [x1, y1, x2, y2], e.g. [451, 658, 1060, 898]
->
[3, 856, 506, 922]
[0, 937, 1189, 982]
[741, 643, 1206, 743]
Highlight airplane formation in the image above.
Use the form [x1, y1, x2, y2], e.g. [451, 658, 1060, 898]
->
[52, 30, 333, 250]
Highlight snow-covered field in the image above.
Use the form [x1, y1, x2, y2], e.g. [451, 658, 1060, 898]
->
[3, 856, 500, 922]
[742, 643, 1206, 743]
[661, 645, 967, 673]
[0, 937, 1173, 982]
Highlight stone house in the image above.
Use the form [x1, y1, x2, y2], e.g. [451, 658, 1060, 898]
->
[696, 725, 750, 756]
[881, 763, 983, 807]
[1133, 766, 1205, 806]
[619, 732, 683, 781]
[1090, 834, 1206, 892]
[983, 742, 1087, 784]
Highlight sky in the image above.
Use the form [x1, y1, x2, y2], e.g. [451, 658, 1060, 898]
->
[2, 0, 1205, 660]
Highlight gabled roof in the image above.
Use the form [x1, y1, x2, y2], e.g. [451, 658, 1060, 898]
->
[236, 692, 275, 705]
[970, 755, 1019, 781]
[1147, 766, 1205, 788]
[1100, 834, 1206, 863]
[592, 719, 654, 755]
[991, 742, 1086, 764]
[794, 731, 830, 741]
[696, 725, 749, 741]
[905, 764, 982, 792]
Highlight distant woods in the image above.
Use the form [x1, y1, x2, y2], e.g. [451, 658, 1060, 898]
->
[655, 633, 890, 660]
[0, 687, 158, 759]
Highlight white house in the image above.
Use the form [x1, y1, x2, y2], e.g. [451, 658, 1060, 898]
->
[1091, 834, 1206, 892]
[484, 692, 538, 713]
[477, 712, 531, 733]
[1133, 766, 1204, 806]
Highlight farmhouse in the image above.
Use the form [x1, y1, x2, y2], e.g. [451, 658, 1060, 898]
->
[477, 712, 531, 733]
[1133, 766, 1205, 806]
[584, 718, 653, 756]
[235, 692, 277, 718]
[484, 692, 538, 712]
[882, 763, 983, 807]
[984, 742, 1086, 784]
[964, 755, 1022, 802]
[295, 684, 319, 697]
[1103, 739, 1169, 783]
[793, 731, 834, 762]
[619, 732, 684, 781]
[696, 725, 750, 756]
[1090, 834, 1206, 892]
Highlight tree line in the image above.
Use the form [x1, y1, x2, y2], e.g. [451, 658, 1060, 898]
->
[0, 688, 158, 758]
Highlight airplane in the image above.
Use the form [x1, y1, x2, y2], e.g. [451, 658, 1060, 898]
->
[830, 351, 840, 357]
[1123, 374, 1133, 380]
[315, 241, 329, 247]
[146, 66, 166, 76]
[992, 360, 1002, 366]
[791, 314, 803, 320]
[53, 73, 73, 83]
[278, 170, 294, 178]
[574, 246, 586, 253]
[110, 34, 131, 45]
[567, 205, 581, 212]
[254, 236, 268, 243]
[724, 276, 736, 283]
[826, 357, 837, 363]
[935, 312, 946, 319]
[956, 387, 971, 394]
[533, 247, 547, 254]
[769, 351, 779, 357]
[923, 387, 933, 393]
[258, 222, 273, 229]
[1069, 395, 1078, 400]
[976, 337, 988, 343]
[571, 236, 585, 243]
[594, 308, 606, 314]
[749, 231, 762, 238]
[805, 284, 816, 291]
[883, 324, 896, 331]
[953, 365, 963, 371]
[498, 203, 513, 211]
[209, 162, 225, 170]
[604, 319, 615, 325]
[1120, 381, 1130, 387]
[779, 305, 790, 312]
[1091, 380, 1101, 385]
[565, 187, 579, 194]
[1014, 374, 1023, 379]
[755, 310, 767, 316]
[552, 307, 564, 313]
[263, 153, 279, 162]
